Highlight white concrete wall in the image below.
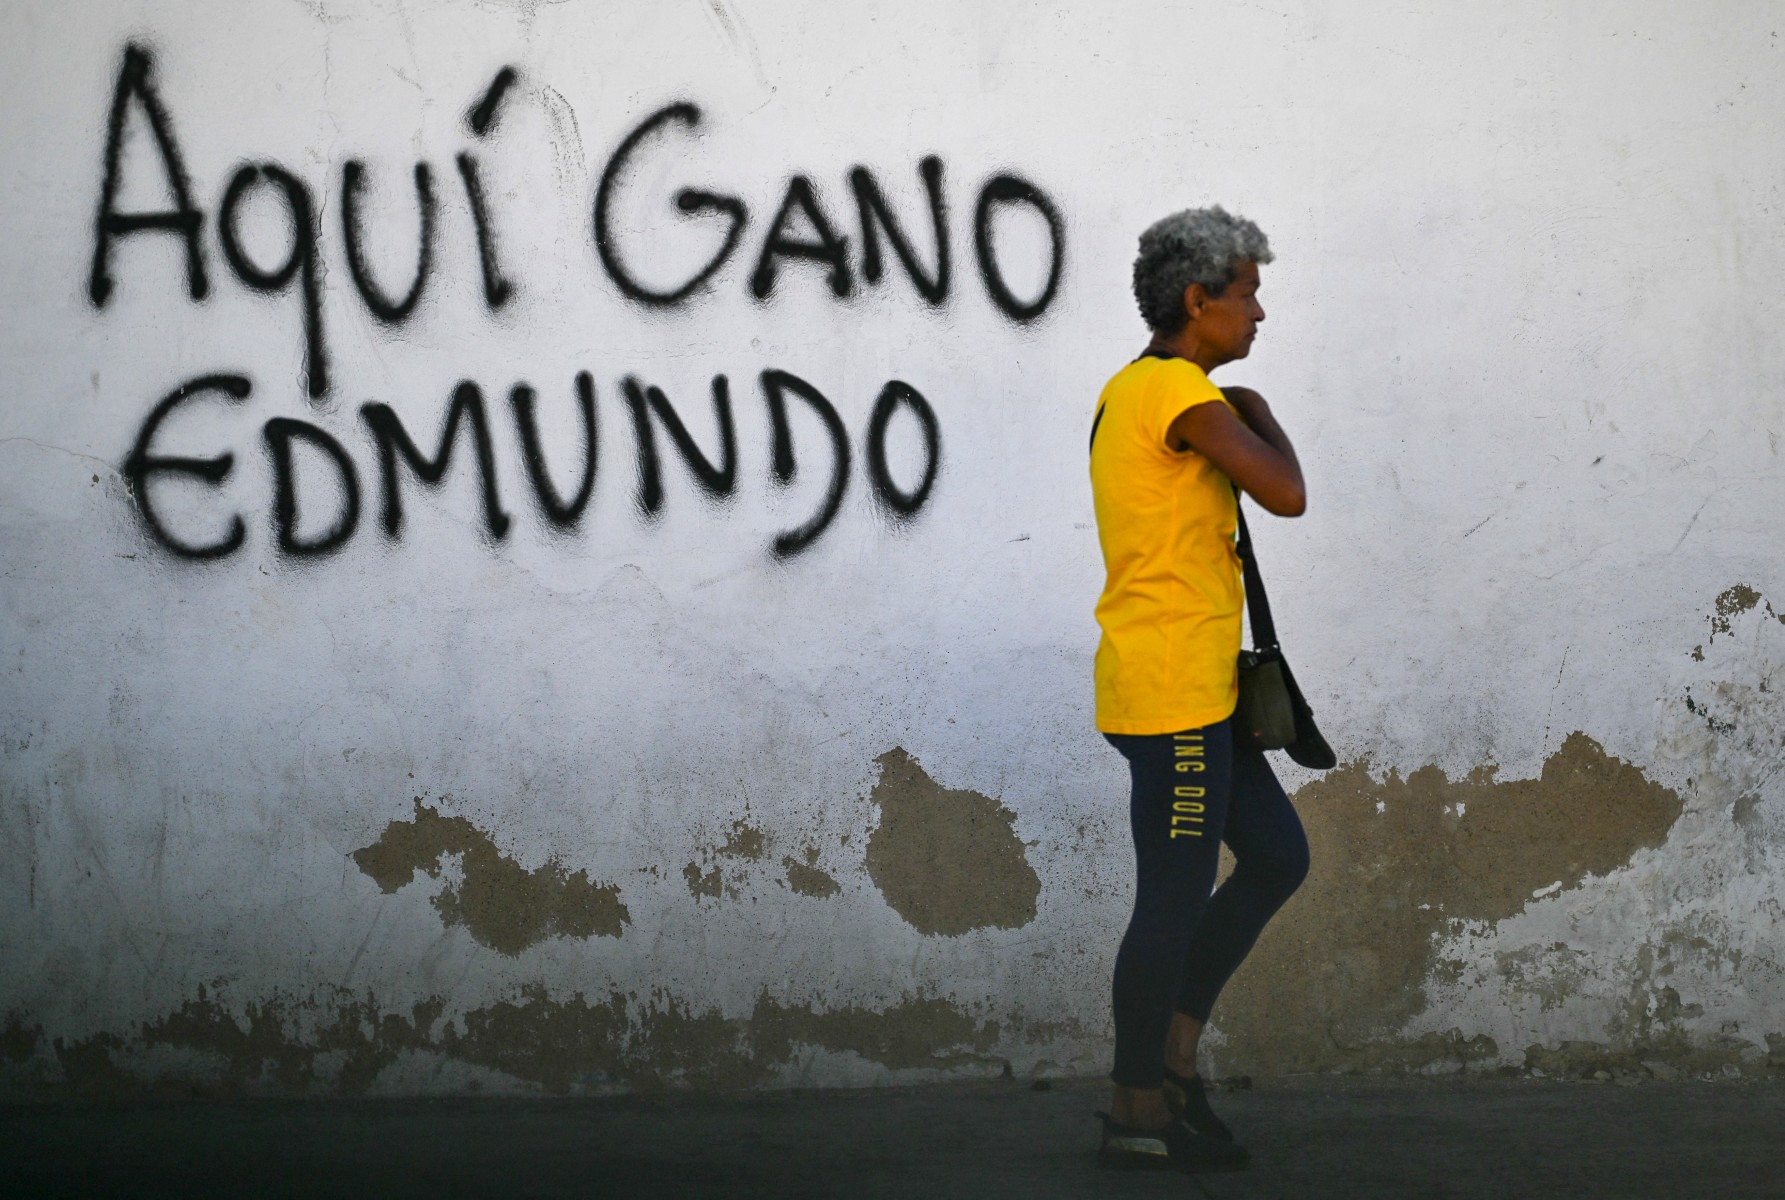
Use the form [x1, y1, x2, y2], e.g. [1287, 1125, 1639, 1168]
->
[3, 0, 1783, 1095]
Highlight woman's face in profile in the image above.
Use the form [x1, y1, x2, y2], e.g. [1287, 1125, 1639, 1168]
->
[1188, 259, 1265, 368]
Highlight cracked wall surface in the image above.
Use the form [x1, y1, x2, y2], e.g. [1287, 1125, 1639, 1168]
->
[5, 0, 1785, 1096]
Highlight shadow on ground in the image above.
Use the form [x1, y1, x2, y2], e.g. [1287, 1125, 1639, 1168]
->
[3, 1075, 1781, 1199]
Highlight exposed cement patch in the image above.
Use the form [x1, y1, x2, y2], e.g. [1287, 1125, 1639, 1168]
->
[13, 987, 1004, 1099]
[683, 818, 770, 900]
[748, 994, 998, 1073]
[446, 990, 1000, 1091]
[782, 847, 841, 897]
[352, 799, 629, 955]
[1544, 949, 1777, 1081]
[1675, 592, 1785, 784]
[2, 1015, 41, 1065]
[715, 819, 767, 861]
[864, 748, 1040, 936]
[23, 989, 450, 1100]
[1211, 733, 1683, 1076]
[1524, 1033, 1760, 1082]
[683, 862, 723, 898]
[1708, 583, 1785, 640]
[1710, 584, 1763, 639]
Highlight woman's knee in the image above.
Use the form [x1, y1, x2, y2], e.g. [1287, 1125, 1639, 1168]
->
[1239, 832, 1309, 900]
[1277, 834, 1311, 895]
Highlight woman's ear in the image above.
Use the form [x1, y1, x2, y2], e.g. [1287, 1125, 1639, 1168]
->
[1182, 281, 1207, 319]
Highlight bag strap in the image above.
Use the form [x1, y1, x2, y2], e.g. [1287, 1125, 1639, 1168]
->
[1126, 345, 1278, 653]
[1233, 498, 1278, 653]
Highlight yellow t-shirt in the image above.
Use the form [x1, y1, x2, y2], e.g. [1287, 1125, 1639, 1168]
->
[1090, 357, 1243, 734]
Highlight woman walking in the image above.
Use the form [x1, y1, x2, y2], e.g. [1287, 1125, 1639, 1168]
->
[1089, 207, 1311, 1172]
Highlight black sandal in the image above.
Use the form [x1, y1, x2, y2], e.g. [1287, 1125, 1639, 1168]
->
[1161, 1065, 1236, 1143]
[1095, 1111, 1250, 1173]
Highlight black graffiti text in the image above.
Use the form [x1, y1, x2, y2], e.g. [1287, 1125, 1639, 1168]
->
[90, 46, 1067, 406]
[123, 369, 940, 561]
[90, 45, 525, 403]
[594, 101, 1064, 321]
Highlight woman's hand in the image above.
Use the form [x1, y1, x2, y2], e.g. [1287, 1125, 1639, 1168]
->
[1166, 388, 1306, 517]
[1219, 386, 1271, 431]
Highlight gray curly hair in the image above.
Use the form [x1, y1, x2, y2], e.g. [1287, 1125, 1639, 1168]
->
[1132, 207, 1273, 334]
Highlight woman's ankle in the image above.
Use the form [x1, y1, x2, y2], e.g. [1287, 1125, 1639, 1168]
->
[1164, 1012, 1206, 1075]
[1112, 1085, 1172, 1129]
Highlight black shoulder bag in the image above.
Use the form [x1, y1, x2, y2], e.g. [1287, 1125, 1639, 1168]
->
[1232, 500, 1336, 768]
[1098, 348, 1337, 769]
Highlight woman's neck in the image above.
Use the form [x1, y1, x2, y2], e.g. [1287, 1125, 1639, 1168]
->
[1149, 329, 1222, 373]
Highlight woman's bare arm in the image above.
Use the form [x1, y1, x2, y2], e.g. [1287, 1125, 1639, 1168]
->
[1166, 386, 1306, 516]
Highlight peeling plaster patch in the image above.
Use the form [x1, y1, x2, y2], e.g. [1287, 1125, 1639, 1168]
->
[1685, 690, 1738, 736]
[1523, 1041, 1654, 1081]
[28, 989, 450, 1099]
[1210, 733, 1682, 1075]
[450, 990, 1002, 1091]
[1494, 942, 1595, 1013]
[352, 799, 629, 954]
[749, 994, 998, 1072]
[716, 818, 767, 861]
[13, 987, 1004, 1099]
[1524, 990, 1757, 1083]
[683, 862, 723, 898]
[2, 1015, 41, 1065]
[1647, 985, 1705, 1023]
[1710, 584, 1763, 639]
[782, 847, 841, 897]
[1671, 594, 1785, 807]
[1371, 1030, 1499, 1075]
[1530, 947, 1773, 1079]
[684, 818, 770, 900]
[864, 748, 1040, 936]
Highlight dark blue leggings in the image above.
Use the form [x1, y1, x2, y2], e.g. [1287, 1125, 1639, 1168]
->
[1106, 720, 1309, 1088]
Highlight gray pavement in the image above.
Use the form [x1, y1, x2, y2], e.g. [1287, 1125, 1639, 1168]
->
[4, 1075, 1782, 1199]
